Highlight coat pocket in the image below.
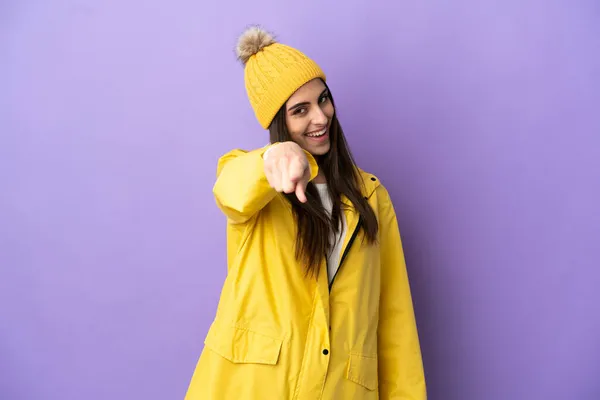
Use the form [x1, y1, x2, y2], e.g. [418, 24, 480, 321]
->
[345, 353, 379, 391]
[204, 323, 283, 365]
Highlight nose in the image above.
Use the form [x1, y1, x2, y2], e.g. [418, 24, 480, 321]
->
[310, 106, 328, 126]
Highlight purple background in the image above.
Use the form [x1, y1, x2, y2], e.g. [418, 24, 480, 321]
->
[2, 1, 599, 399]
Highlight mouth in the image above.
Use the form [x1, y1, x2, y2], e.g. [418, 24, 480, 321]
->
[305, 127, 327, 138]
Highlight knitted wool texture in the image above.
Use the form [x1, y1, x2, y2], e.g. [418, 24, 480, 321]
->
[236, 26, 326, 129]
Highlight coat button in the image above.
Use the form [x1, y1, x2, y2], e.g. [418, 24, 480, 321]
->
[322, 349, 329, 355]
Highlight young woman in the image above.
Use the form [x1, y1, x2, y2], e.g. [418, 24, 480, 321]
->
[184, 26, 426, 400]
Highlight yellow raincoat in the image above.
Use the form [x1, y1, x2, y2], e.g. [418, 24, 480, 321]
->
[185, 146, 426, 399]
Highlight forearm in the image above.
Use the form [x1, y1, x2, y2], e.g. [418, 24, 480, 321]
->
[213, 147, 277, 224]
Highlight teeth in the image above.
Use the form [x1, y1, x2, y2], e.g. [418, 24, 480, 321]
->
[307, 128, 326, 137]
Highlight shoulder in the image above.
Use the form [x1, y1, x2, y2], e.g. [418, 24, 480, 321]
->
[356, 168, 396, 216]
[357, 168, 390, 200]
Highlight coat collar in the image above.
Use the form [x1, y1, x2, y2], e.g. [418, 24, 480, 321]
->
[338, 169, 380, 209]
[357, 168, 380, 199]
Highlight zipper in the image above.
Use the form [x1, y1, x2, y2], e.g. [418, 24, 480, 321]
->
[328, 217, 362, 291]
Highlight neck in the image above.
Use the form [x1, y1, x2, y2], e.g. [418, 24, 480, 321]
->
[313, 169, 326, 184]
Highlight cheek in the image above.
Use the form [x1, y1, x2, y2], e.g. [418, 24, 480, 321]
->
[324, 103, 335, 121]
[286, 118, 308, 141]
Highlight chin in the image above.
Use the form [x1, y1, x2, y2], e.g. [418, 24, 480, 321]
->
[309, 143, 331, 157]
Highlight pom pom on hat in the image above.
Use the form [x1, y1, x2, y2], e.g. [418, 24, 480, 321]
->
[236, 26, 276, 65]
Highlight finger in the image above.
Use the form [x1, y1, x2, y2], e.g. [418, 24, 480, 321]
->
[267, 175, 282, 192]
[266, 164, 282, 192]
[288, 157, 305, 183]
[279, 157, 295, 193]
[295, 178, 308, 203]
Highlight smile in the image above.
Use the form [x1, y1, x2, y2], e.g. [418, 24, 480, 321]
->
[306, 128, 327, 137]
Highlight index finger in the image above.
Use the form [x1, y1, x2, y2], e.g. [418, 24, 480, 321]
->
[295, 178, 308, 203]
[288, 157, 306, 183]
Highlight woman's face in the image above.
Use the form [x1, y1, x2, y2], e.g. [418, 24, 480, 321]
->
[284, 78, 334, 156]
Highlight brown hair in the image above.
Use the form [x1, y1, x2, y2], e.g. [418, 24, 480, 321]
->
[269, 82, 378, 277]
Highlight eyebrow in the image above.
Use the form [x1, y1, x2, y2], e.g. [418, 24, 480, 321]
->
[287, 88, 329, 112]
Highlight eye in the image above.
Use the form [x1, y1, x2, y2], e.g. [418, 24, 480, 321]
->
[293, 107, 307, 116]
[319, 93, 330, 104]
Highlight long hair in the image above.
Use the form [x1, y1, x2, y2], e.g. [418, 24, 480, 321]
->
[269, 82, 378, 277]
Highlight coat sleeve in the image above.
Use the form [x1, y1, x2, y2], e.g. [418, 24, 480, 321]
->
[212, 145, 319, 224]
[377, 185, 427, 399]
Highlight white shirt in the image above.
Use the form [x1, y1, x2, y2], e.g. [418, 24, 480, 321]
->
[315, 183, 347, 283]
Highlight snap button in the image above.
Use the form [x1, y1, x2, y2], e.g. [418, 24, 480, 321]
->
[322, 349, 329, 355]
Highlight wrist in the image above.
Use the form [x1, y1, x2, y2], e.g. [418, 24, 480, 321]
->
[262, 143, 280, 161]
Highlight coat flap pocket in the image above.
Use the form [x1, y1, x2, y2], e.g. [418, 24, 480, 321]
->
[346, 353, 379, 391]
[204, 323, 283, 365]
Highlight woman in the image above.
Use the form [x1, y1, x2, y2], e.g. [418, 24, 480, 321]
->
[185, 26, 426, 399]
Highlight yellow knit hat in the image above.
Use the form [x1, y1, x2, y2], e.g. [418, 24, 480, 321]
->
[236, 26, 326, 129]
